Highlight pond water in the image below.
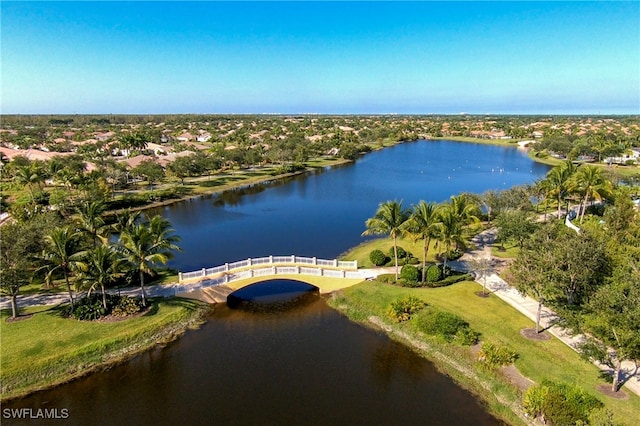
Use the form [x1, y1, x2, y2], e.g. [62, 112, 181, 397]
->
[160, 140, 548, 272]
[6, 141, 547, 425]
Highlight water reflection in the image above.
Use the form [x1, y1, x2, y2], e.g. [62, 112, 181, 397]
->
[227, 279, 319, 312]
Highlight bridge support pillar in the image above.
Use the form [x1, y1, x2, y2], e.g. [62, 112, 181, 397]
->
[202, 268, 206, 277]
[225, 263, 229, 272]
[248, 258, 252, 266]
[312, 257, 317, 265]
[333, 259, 338, 267]
[291, 255, 295, 263]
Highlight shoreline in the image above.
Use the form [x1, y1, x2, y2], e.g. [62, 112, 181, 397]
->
[102, 137, 532, 216]
[0, 298, 210, 403]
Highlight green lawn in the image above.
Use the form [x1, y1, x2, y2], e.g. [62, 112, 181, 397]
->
[329, 281, 640, 424]
[339, 236, 438, 268]
[0, 298, 208, 401]
[491, 242, 520, 259]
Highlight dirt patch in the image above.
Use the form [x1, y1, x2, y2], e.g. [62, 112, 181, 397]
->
[474, 291, 491, 298]
[520, 328, 551, 341]
[501, 364, 535, 391]
[5, 313, 34, 323]
[596, 384, 629, 399]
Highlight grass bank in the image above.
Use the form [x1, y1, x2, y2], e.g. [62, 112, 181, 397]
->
[0, 297, 209, 402]
[327, 280, 640, 425]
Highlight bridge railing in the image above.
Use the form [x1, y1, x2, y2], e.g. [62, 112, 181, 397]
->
[178, 255, 358, 283]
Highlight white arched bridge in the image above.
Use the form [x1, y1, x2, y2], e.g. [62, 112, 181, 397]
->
[174, 255, 371, 303]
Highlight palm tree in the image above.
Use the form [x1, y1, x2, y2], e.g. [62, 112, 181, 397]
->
[112, 208, 142, 234]
[437, 208, 464, 272]
[40, 227, 83, 307]
[403, 201, 442, 284]
[119, 217, 181, 307]
[541, 161, 579, 218]
[73, 201, 108, 247]
[147, 215, 182, 251]
[449, 193, 482, 236]
[14, 162, 45, 204]
[362, 200, 408, 280]
[78, 244, 123, 310]
[574, 166, 612, 223]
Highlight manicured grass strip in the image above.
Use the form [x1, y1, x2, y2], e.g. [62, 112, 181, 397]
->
[0, 298, 208, 401]
[339, 237, 437, 268]
[328, 281, 640, 425]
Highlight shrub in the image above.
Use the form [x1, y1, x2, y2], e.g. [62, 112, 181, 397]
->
[523, 380, 603, 425]
[456, 327, 481, 346]
[376, 274, 396, 284]
[64, 295, 106, 321]
[400, 265, 419, 282]
[425, 273, 472, 288]
[477, 342, 518, 367]
[369, 249, 388, 266]
[112, 296, 143, 317]
[387, 296, 427, 323]
[425, 264, 442, 282]
[416, 309, 469, 341]
[388, 246, 407, 259]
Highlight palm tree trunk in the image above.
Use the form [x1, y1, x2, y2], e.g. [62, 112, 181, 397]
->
[139, 269, 147, 307]
[393, 235, 399, 281]
[580, 193, 590, 223]
[421, 237, 429, 284]
[101, 283, 108, 310]
[64, 272, 74, 308]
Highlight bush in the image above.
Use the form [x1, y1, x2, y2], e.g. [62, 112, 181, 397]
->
[376, 274, 396, 284]
[387, 296, 427, 323]
[388, 246, 407, 259]
[425, 273, 472, 288]
[369, 249, 388, 266]
[416, 309, 469, 342]
[62, 295, 106, 321]
[477, 342, 518, 367]
[523, 380, 603, 425]
[425, 264, 442, 282]
[59, 294, 143, 320]
[112, 296, 143, 317]
[400, 265, 419, 282]
[456, 328, 481, 346]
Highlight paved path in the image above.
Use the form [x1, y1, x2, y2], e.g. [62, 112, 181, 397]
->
[450, 228, 640, 398]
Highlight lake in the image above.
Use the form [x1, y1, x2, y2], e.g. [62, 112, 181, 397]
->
[161, 139, 549, 272]
[6, 140, 548, 425]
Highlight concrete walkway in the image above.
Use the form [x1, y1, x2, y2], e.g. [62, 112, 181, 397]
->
[450, 228, 640, 398]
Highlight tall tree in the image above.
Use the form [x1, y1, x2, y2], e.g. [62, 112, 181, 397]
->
[437, 208, 464, 272]
[362, 201, 408, 280]
[40, 227, 83, 307]
[73, 201, 108, 247]
[403, 201, 442, 284]
[580, 258, 640, 392]
[0, 223, 33, 318]
[119, 216, 181, 307]
[574, 166, 612, 223]
[540, 161, 579, 218]
[510, 222, 563, 333]
[78, 244, 123, 310]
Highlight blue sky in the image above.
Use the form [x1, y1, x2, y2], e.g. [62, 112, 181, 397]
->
[2, 1, 639, 114]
